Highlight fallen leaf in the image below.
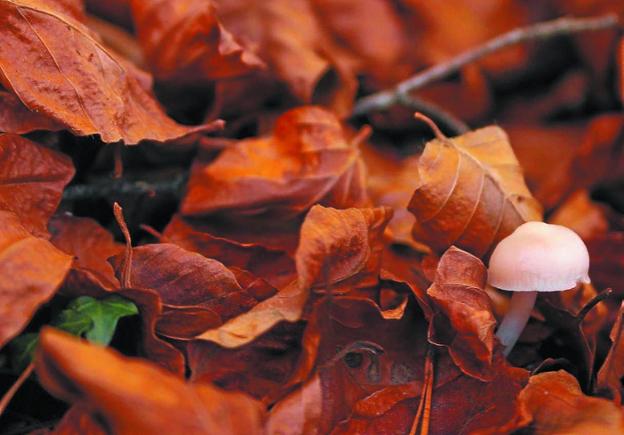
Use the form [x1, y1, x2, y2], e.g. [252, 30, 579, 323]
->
[0, 211, 72, 349]
[189, 322, 305, 402]
[49, 214, 123, 290]
[182, 106, 369, 218]
[408, 125, 542, 257]
[296, 205, 391, 290]
[0, 0, 219, 144]
[548, 189, 609, 240]
[35, 328, 265, 434]
[112, 243, 276, 338]
[597, 302, 624, 403]
[503, 370, 624, 434]
[48, 405, 107, 435]
[0, 90, 65, 134]
[0, 134, 74, 237]
[213, 0, 356, 110]
[130, 0, 265, 83]
[194, 205, 390, 347]
[426, 246, 498, 380]
[163, 215, 295, 288]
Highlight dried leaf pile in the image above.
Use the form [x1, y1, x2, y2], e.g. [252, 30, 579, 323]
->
[1, 1, 624, 434]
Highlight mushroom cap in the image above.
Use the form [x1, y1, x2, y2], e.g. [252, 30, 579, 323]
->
[488, 221, 590, 292]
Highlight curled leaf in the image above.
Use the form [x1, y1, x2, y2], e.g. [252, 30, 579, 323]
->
[426, 246, 497, 380]
[408, 126, 542, 257]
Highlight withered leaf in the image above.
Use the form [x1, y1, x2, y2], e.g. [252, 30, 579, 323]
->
[163, 215, 295, 288]
[296, 205, 391, 290]
[213, 0, 356, 108]
[597, 302, 624, 404]
[195, 205, 390, 347]
[0, 90, 64, 134]
[408, 126, 542, 257]
[182, 106, 369, 218]
[36, 328, 265, 435]
[427, 246, 498, 380]
[49, 214, 123, 290]
[131, 0, 265, 83]
[111, 243, 275, 338]
[0, 134, 74, 237]
[509, 370, 624, 434]
[0, 211, 72, 349]
[0, 0, 217, 144]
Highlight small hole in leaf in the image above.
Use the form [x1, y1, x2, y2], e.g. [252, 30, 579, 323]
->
[344, 351, 363, 368]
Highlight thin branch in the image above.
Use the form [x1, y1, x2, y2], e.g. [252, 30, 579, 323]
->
[0, 363, 34, 417]
[62, 173, 188, 201]
[353, 14, 619, 117]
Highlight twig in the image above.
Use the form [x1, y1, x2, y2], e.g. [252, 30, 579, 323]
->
[0, 363, 34, 417]
[353, 14, 619, 117]
[62, 173, 188, 201]
[113, 203, 133, 289]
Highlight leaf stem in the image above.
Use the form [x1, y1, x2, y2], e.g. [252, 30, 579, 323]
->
[352, 14, 619, 116]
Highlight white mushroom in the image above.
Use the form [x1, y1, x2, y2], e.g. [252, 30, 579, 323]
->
[488, 221, 590, 355]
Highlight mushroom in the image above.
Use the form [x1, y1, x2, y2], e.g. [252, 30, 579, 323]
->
[488, 221, 590, 356]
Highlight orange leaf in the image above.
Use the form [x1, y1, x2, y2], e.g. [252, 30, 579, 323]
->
[212, 0, 356, 110]
[408, 125, 542, 257]
[296, 205, 391, 291]
[597, 302, 624, 404]
[130, 0, 264, 83]
[182, 106, 369, 218]
[35, 328, 265, 434]
[512, 371, 624, 434]
[0, 0, 218, 144]
[0, 211, 72, 349]
[194, 205, 391, 347]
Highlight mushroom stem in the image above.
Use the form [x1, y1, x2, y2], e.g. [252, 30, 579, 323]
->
[496, 291, 537, 356]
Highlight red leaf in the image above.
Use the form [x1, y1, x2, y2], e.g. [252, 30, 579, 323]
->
[0, 134, 74, 237]
[0, 211, 72, 349]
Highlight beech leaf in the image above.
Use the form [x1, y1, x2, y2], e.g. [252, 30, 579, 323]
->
[427, 246, 498, 380]
[0, 0, 218, 144]
[35, 328, 265, 434]
[0, 134, 74, 237]
[408, 126, 542, 257]
[0, 211, 72, 349]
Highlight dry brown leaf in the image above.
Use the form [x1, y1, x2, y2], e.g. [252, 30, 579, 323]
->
[130, 0, 265, 83]
[0, 0, 218, 144]
[0, 211, 72, 349]
[0, 134, 74, 237]
[182, 106, 369, 218]
[597, 302, 624, 404]
[194, 205, 391, 347]
[35, 328, 265, 435]
[408, 125, 542, 257]
[511, 371, 624, 434]
[427, 246, 498, 381]
[213, 0, 356, 110]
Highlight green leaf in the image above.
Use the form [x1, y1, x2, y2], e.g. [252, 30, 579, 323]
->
[10, 333, 38, 371]
[52, 308, 93, 336]
[69, 295, 138, 345]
